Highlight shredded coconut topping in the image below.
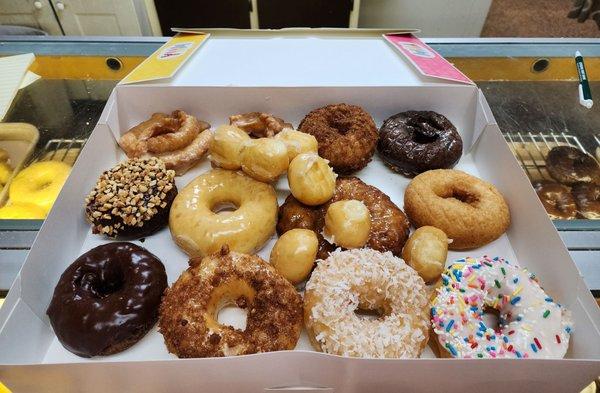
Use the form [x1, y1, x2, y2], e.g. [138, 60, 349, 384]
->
[304, 248, 429, 358]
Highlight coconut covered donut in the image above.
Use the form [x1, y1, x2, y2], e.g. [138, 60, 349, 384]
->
[304, 248, 429, 358]
[169, 169, 278, 257]
[159, 247, 303, 357]
[431, 256, 573, 359]
[277, 177, 410, 260]
[299, 103, 378, 174]
[404, 169, 510, 250]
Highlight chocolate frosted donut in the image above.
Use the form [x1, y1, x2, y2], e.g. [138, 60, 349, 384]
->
[298, 103, 378, 174]
[546, 146, 600, 185]
[47, 242, 167, 357]
[572, 182, 600, 219]
[85, 157, 177, 239]
[378, 111, 463, 177]
[533, 181, 577, 220]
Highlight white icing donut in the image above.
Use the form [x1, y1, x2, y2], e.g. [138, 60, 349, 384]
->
[432, 256, 572, 359]
[304, 248, 429, 358]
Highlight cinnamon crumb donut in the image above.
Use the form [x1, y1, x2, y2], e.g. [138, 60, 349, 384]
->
[299, 104, 378, 174]
[159, 247, 303, 358]
[304, 248, 429, 358]
[404, 169, 510, 250]
[277, 177, 410, 260]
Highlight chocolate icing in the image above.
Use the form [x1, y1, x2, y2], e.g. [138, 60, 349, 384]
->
[377, 111, 463, 177]
[534, 181, 577, 220]
[546, 146, 600, 186]
[47, 242, 167, 357]
[572, 182, 600, 219]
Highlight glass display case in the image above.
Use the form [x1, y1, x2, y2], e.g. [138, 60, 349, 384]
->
[0, 36, 598, 296]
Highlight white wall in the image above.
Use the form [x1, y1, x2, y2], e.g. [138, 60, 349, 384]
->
[358, 0, 492, 37]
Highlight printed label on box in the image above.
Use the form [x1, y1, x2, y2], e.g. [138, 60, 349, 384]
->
[384, 34, 473, 85]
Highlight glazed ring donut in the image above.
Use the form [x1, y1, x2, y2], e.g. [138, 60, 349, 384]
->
[546, 146, 600, 185]
[404, 169, 510, 250]
[159, 247, 303, 357]
[277, 177, 410, 260]
[169, 169, 278, 257]
[119, 110, 212, 175]
[533, 181, 577, 220]
[304, 248, 429, 358]
[377, 111, 463, 177]
[571, 182, 600, 219]
[432, 256, 572, 359]
[299, 103, 378, 174]
[47, 242, 167, 357]
[9, 161, 71, 213]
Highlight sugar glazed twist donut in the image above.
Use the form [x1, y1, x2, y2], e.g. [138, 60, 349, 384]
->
[432, 256, 572, 359]
[159, 247, 303, 357]
[404, 169, 510, 250]
[304, 248, 429, 358]
[119, 110, 212, 175]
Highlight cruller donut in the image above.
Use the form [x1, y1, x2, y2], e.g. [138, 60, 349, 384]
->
[169, 169, 278, 257]
[299, 103, 378, 174]
[404, 169, 510, 250]
[159, 247, 303, 357]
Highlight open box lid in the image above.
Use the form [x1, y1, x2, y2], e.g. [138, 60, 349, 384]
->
[120, 29, 472, 88]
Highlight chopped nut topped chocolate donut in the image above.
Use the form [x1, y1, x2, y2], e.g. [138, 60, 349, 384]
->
[85, 157, 177, 239]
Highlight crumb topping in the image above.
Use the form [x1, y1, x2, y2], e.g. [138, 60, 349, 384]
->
[84, 157, 175, 236]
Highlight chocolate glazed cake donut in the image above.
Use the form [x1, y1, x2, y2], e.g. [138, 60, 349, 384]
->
[47, 242, 167, 357]
[377, 111, 463, 177]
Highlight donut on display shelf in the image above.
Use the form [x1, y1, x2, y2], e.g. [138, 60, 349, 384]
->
[119, 110, 212, 175]
[46, 242, 168, 357]
[545, 145, 600, 186]
[431, 256, 573, 359]
[404, 169, 510, 250]
[159, 247, 303, 358]
[533, 181, 577, 220]
[85, 157, 177, 239]
[378, 111, 463, 177]
[571, 182, 600, 219]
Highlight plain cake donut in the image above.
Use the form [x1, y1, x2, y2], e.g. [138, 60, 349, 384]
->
[158, 247, 303, 357]
[404, 169, 510, 250]
[169, 169, 278, 257]
[304, 248, 429, 358]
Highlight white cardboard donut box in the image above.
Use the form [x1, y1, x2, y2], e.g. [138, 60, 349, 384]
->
[0, 34, 599, 392]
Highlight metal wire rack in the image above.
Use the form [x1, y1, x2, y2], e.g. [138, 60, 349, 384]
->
[503, 131, 595, 183]
[37, 138, 86, 166]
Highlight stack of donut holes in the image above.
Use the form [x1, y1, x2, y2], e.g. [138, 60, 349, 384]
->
[47, 102, 521, 362]
[536, 146, 600, 220]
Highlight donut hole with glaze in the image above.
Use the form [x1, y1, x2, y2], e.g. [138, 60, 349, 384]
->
[76, 266, 125, 299]
[406, 114, 444, 144]
[210, 200, 239, 214]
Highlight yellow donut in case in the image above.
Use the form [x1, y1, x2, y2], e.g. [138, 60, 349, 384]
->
[0, 202, 46, 219]
[169, 168, 278, 257]
[9, 161, 71, 213]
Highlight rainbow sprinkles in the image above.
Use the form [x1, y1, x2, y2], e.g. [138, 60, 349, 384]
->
[431, 256, 573, 359]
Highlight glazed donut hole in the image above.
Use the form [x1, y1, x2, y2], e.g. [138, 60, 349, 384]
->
[270, 228, 318, 285]
[401, 226, 448, 283]
[240, 138, 289, 183]
[288, 153, 337, 206]
[274, 128, 318, 161]
[209, 125, 251, 170]
[324, 200, 371, 249]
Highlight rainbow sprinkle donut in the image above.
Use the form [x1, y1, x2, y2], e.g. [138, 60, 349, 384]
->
[431, 256, 572, 359]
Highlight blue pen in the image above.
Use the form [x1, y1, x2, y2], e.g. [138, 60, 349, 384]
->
[575, 51, 593, 109]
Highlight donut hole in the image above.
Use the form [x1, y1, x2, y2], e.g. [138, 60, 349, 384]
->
[442, 188, 479, 206]
[481, 306, 501, 332]
[354, 299, 390, 321]
[216, 301, 248, 331]
[211, 201, 239, 214]
[78, 269, 124, 299]
[412, 131, 439, 144]
[407, 115, 443, 145]
[354, 307, 385, 320]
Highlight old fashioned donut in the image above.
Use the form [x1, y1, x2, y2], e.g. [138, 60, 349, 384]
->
[572, 182, 600, 219]
[169, 169, 278, 257]
[546, 146, 600, 185]
[278, 177, 410, 260]
[229, 112, 291, 138]
[85, 157, 177, 239]
[377, 111, 463, 177]
[47, 242, 167, 357]
[404, 169, 510, 250]
[432, 256, 572, 359]
[533, 181, 577, 220]
[299, 103, 378, 174]
[304, 248, 429, 358]
[119, 110, 212, 175]
[159, 247, 303, 357]
[9, 161, 71, 213]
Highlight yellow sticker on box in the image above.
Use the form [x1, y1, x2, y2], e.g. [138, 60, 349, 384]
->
[120, 33, 209, 84]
